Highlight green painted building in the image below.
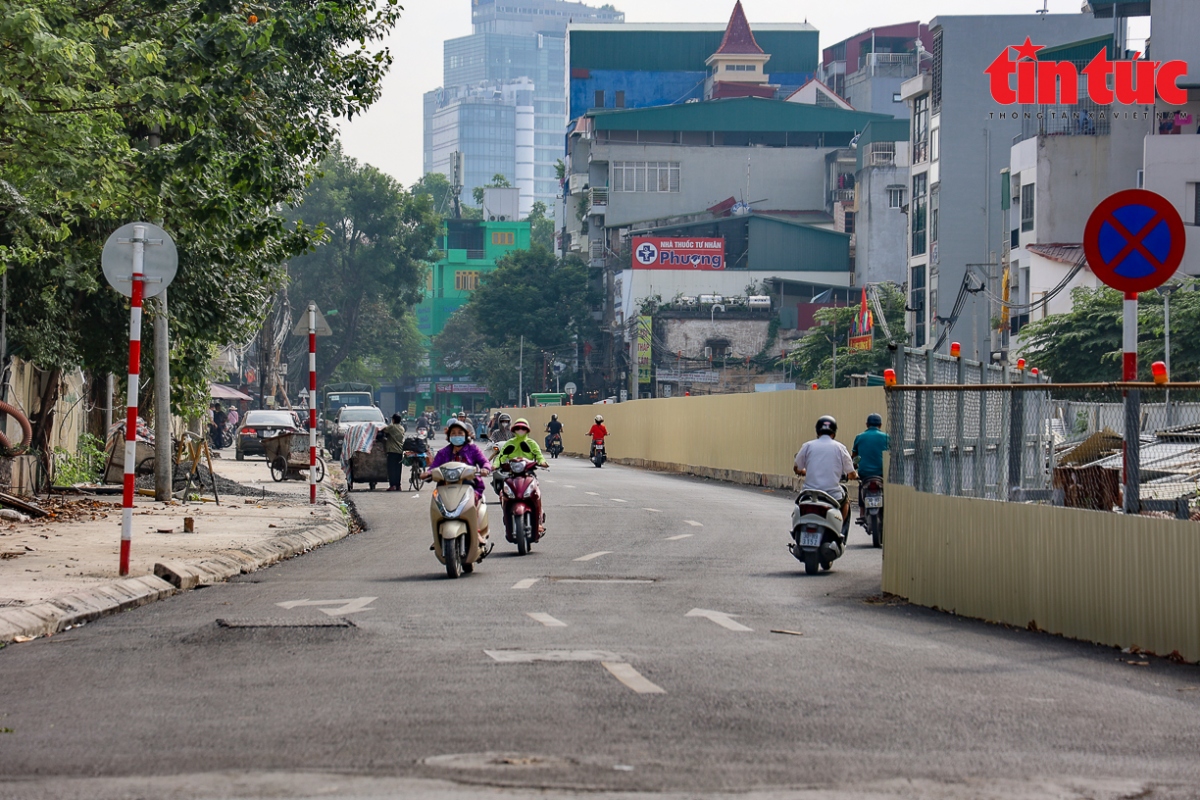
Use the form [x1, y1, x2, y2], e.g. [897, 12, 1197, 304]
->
[413, 218, 531, 413]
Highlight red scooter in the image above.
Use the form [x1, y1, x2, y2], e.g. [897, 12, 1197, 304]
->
[498, 458, 543, 556]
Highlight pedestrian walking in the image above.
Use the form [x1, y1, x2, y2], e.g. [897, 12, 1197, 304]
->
[382, 414, 408, 491]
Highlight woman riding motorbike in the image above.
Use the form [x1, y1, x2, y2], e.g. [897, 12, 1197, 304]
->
[491, 418, 548, 536]
[423, 419, 491, 540]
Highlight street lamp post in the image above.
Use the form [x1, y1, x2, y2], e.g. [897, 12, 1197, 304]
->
[1157, 282, 1181, 426]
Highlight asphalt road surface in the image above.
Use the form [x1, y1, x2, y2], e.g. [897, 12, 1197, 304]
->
[1, 454, 1198, 800]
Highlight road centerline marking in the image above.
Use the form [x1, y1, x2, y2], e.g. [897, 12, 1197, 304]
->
[685, 520, 704, 527]
[611, 498, 627, 503]
[574, 551, 612, 562]
[527, 612, 567, 627]
[666, 534, 693, 541]
[687, 608, 753, 632]
[486, 650, 618, 663]
[512, 578, 540, 590]
[585, 491, 600, 496]
[602, 662, 666, 694]
[643, 507, 662, 513]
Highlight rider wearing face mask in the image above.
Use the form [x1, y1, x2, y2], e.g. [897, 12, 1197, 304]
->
[492, 418, 549, 534]
[425, 419, 491, 539]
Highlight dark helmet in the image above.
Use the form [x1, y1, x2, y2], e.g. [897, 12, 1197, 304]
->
[867, 413, 883, 429]
[815, 415, 838, 437]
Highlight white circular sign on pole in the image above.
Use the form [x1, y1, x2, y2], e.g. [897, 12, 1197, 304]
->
[102, 222, 178, 298]
[564, 382, 577, 397]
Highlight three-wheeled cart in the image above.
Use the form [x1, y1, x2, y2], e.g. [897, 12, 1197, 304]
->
[263, 432, 327, 484]
[346, 440, 387, 491]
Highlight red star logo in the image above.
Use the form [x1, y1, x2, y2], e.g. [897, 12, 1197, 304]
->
[1012, 37, 1044, 61]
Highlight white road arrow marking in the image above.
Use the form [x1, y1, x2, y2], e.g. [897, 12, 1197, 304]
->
[687, 608, 753, 632]
[602, 662, 666, 694]
[574, 551, 612, 562]
[685, 520, 704, 527]
[275, 597, 378, 616]
[666, 534, 694, 541]
[527, 612, 567, 627]
[512, 578, 540, 590]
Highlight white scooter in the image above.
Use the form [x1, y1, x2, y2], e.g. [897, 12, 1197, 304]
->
[427, 462, 491, 579]
[789, 486, 849, 575]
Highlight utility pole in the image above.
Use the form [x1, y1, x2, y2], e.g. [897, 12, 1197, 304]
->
[149, 126, 173, 502]
[518, 335, 524, 407]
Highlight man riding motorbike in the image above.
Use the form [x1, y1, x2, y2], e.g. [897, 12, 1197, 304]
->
[793, 415, 857, 529]
[588, 415, 608, 460]
[423, 419, 491, 541]
[545, 414, 563, 450]
[852, 413, 889, 520]
[492, 418, 548, 536]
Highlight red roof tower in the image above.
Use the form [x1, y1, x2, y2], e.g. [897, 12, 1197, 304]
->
[716, 1, 765, 56]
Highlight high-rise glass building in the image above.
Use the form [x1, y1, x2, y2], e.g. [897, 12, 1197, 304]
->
[424, 0, 624, 216]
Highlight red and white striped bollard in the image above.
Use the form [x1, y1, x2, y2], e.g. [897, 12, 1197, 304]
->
[309, 303, 317, 505]
[120, 225, 147, 576]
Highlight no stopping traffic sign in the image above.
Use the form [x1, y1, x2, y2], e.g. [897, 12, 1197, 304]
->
[1083, 189, 1185, 295]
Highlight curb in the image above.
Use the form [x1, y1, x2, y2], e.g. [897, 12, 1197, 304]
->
[0, 496, 352, 646]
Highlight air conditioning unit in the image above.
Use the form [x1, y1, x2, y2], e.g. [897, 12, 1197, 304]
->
[704, 346, 713, 360]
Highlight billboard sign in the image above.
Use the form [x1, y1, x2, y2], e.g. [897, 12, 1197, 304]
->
[632, 237, 726, 270]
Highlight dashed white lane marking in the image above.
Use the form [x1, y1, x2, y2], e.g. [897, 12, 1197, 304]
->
[666, 534, 694, 541]
[585, 491, 600, 496]
[685, 520, 704, 527]
[574, 551, 612, 562]
[686, 608, 753, 632]
[512, 578, 540, 590]
[555, 579, 653, 584]
[611, 498, 627, 503]
[643, 507, 662, 513]
[602, 662, 666, 694]
[486, 650, 618, 663]
[565, 485, 577, 489]
[527, 612, 567, 627]
[276, 598, 377, 616]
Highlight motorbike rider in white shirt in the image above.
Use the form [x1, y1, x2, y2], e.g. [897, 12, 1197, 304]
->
[793, 415, 858, 524]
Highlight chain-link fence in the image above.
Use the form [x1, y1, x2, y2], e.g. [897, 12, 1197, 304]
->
[887, 383, 1200, 520]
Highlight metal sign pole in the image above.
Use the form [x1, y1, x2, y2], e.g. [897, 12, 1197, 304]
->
[309, 303, 317, 506]
[120, 225, 147, 576]
[1123, 291, 1140, 514]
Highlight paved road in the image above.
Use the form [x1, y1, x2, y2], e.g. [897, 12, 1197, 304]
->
[1, 455, 1198, 800]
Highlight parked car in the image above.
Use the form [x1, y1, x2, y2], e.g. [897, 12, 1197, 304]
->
[329, 406, 387, 459]
[236, 410, 301, 461]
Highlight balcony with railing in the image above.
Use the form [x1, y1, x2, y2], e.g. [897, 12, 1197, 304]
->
[850, 52, 919, 81]
[587, 186, 608, 216]
[867, 141, 896, 167]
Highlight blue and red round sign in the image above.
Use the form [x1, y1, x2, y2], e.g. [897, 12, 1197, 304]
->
[1083, 189, 1185, 295]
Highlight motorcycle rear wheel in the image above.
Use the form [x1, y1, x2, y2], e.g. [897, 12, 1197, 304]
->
[869, 515, 883, 548]
[443, 537, 462, 579]
[803, 550, 820, 575]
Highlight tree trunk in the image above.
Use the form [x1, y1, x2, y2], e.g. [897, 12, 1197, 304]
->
[31, 367, 62, 488]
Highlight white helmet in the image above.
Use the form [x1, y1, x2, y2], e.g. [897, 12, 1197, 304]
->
[594, 415, 604, 423]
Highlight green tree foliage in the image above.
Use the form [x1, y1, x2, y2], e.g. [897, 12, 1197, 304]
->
[286, 146, 437, 386]
[411, 173, 456, 219]
[787, 284, 907, 388]
[0, 0, 404, 425]
[433, 247, 599, 401]
[471, 173, 512, 207]
[1019, 283, 1200, 383]
[527, 201, 555, 251]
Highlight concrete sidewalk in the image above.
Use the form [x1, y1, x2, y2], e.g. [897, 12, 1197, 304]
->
[0, 447, 351, 643]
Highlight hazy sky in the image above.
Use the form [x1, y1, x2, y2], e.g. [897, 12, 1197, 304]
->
[338, 0, 1146, 188]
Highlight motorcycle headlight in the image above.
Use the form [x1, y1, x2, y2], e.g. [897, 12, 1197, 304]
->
[436, 492, 471, 520]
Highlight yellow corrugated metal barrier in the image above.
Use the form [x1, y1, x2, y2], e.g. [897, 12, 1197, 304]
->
[502, 388, 886, 488]
[884, 484, 1200, 663]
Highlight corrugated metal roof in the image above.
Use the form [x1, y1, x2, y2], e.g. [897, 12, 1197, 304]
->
[715, 2, 765, 56]
[1027, 243, 1087, 267]
[589, 97, 893, 133]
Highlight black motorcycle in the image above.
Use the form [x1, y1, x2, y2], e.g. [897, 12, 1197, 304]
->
[547, 433, 564, 459]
